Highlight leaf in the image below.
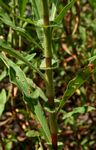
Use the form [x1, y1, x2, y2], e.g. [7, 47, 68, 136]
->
[9, 66, 34, 99]
[0, 54, 50, 142]
[26, 130, 40, 138]
[18, 0, 28, 17]
[0, 0, 11, 12]
[31, 0, 43, 19]
[88, 0, 96, 9]
[0, 40, 45, 81]
[79, 26, 86, 43]
[0, 54, 41, 100]
[50, 0, 58, 21]
[37, 87, 47, 101]
[58, 66, 95, 112]
[0, 69, 6, 82]
[17, 53, 36, 65]
[40, 58, 59, 70]
[54, 0, 77, 23]
[5, 141, 12, 150]
[23, 96, 51, 143]
[63, 106, 95, 120]
[27, 78, 47, 102]
[1, 53, 51, 142]
[0, 89, 7, 116]
[0, 54, 51, 142]
[0, 53, 47, 101]
[30, 0, 44, 46]
[88, 55, 96, 63]
[0, 11, 42, 49]
[34, 102, 51, 143]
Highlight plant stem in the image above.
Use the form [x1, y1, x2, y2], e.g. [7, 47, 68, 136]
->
[41, 0, 57, 149]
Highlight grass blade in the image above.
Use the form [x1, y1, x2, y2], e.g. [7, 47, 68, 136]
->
[54, 0, 77, 23]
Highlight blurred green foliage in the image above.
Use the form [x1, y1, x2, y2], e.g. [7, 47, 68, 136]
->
[0, 0, 96, 149]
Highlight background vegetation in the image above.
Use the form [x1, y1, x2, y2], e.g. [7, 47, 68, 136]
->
[0, 0, 96, 149]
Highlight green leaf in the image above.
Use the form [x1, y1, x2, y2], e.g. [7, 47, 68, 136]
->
[58, 66, 95, 112]
[0, 0, 11, 12]
[79, 26, 86, 43]
[34, 102, 51, 143]
[0, 54, 51, 142]
[50, 0, 58, 21]
[0, 54, 41, 100]
[0, 54, 50, 142]
[0, 11, 42, 49]
[18, 0, 28, 17]
[40, 58, 59, 70]
[17, 53, 36, 65]
[37, 87, 47, 101]
[88, 55, 96, 63]
[27, 78, 47, 102]
[63, 106, 95, 120]
[0, 40, 45, 81]
[0, 53, 47, 101]
[54, 0, 76, 23]
[31, 0, 43, 20]
[0, 69, 6, 82]
[9, 66, 34, 99]
[26, 130, 40, 138]
[0, 89, 7, 116]
[88, 0, 96, 8]
[30, 0, 44, 46]
[24, 96, 51, 143]
[5, 141, 12, 150]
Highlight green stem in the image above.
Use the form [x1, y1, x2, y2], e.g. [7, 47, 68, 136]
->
[41, 0, 57, 149]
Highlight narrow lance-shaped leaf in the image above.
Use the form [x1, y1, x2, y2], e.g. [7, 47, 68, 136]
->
[54, 0, 77, 23]
[18, 0, 28, 17]
[0, 54, 51, 143]
[27, 78, 47, 102]
[88, 55, 96, 63]
[0, 53, 47, 102]
[0, 0, 11, 12]
[0, 3, 44, 28]
[0, 40, 45, 81]
[50, 0, 58, 21]
[35, 102, 51, 143]
[31, 0, 43, 19]
[0, 11, 42, 50]
[63, 106, 95, 120]
[0, 70, 6, 82]
[0, 54, 36, 99]
[0, 89, 7, 116]
[58, 65, 96, 112]
[30, 0, 44, 46]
